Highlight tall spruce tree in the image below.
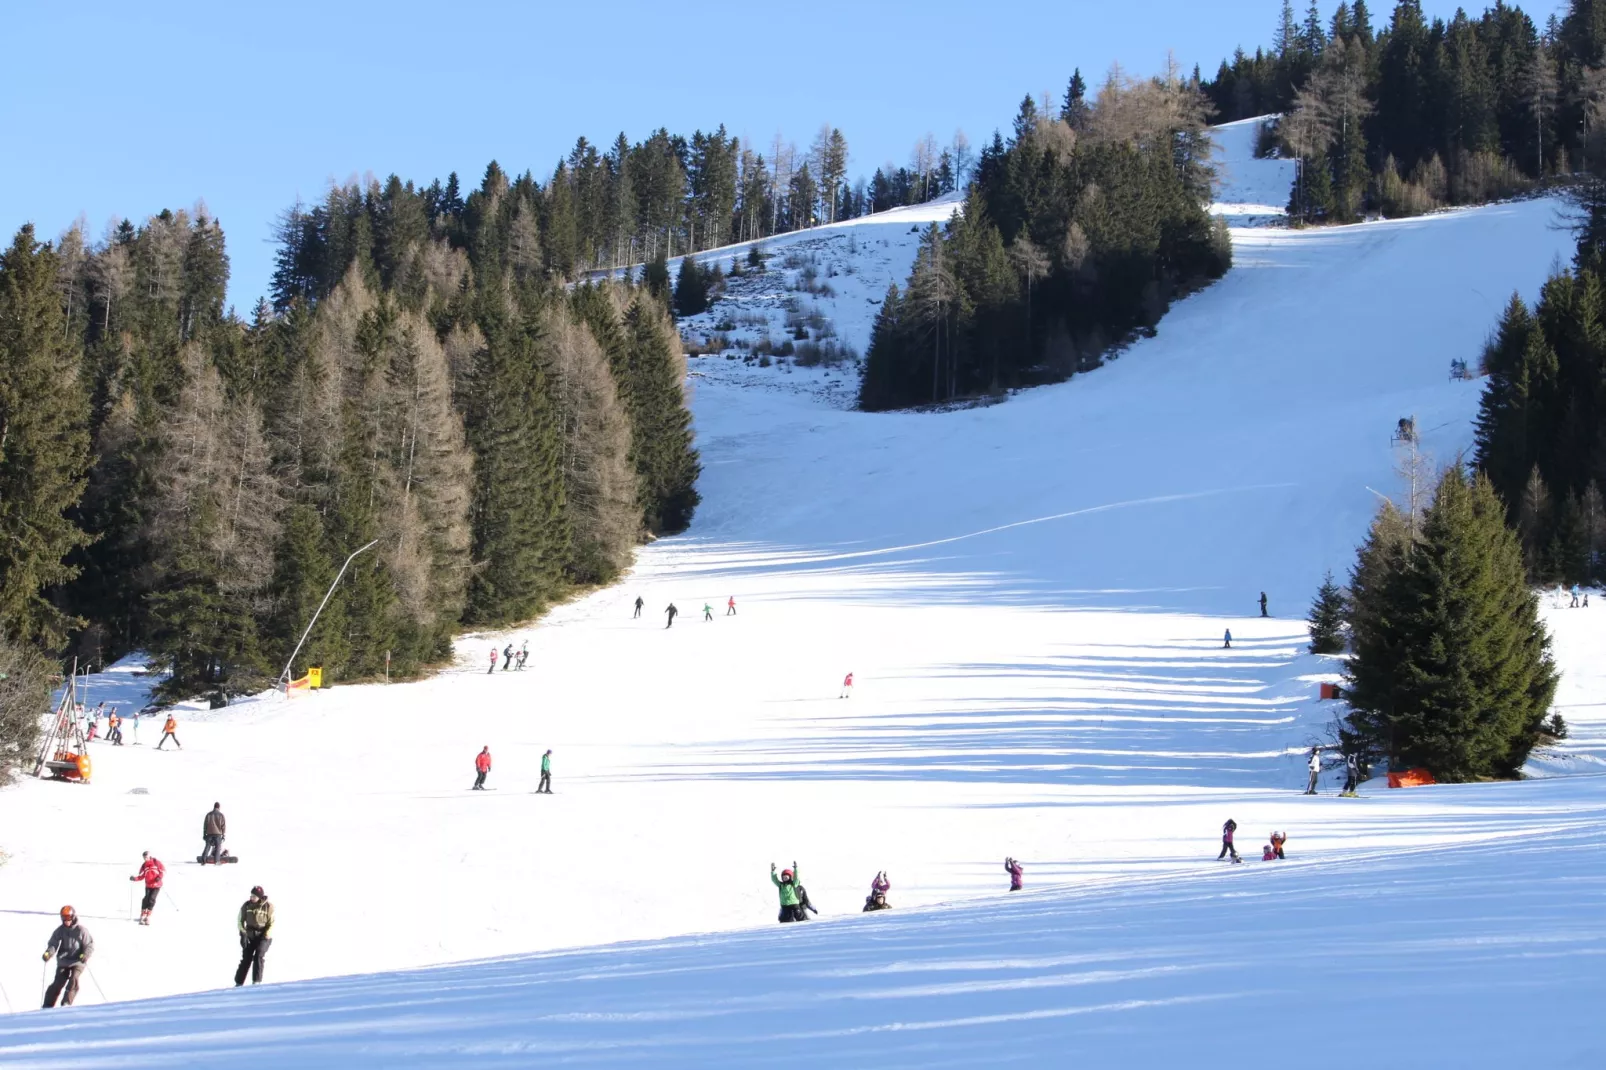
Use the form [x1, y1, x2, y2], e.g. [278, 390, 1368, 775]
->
[623, 297, 700, 534]
[1344, 467, 1557, 780]
[0, 226, 93, 646]
[1307, 570, 1348, 654]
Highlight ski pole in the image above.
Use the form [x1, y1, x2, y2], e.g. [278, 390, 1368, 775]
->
[0, 974, 14, 1014]
[85, 965, 107, 1004]
[41, 960, 48, 1005]
[163, 887, 179, 913]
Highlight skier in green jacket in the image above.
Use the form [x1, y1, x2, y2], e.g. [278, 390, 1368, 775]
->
[772, 862, 804, 923]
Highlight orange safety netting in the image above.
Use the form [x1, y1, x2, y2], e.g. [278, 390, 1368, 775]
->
[1387, 768, 1437, 788]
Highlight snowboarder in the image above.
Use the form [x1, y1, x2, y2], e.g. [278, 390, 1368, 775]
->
[1341, 753, 1360, 796]
[158, 714, 180, 750]
[840, 672, 854, 699]
[633, 596, 644, 619]
[1270, 831, 1287, 859]
[1223, 629, 1232, 649]
[41, 906, 92, 1008]
[863, 871, 891, 911]
[130, 851, 165, 924]
[703, 603, 713, 622]
[473, 746, 492, 790]
[1304, 748, 1322, 795]
[1218, 819, 1241, 862]
[537, 749, 552, 793]
[1005, 856, 1023, 890]
[234, 886, 273, 986]
[1571, 584, 1581, 607]
[771, 862, 804, 922]
[487, 647, 498, 674]
[1259, 591, 1268, 617]
[502, 643, 514, 671]
[726, 595, 736, 616]
[201, 802, 227, 864]
[664, 603, 678, 628]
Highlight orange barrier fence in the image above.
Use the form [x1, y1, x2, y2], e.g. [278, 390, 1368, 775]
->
[1387, 768, 1437, 788]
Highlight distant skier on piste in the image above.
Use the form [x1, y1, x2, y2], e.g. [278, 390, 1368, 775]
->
[502, 643, 514, 671]
[201, 802, 228, 864]
[130, 851, 165, 924]
[487, 647, 498, 674]
[1305, 748, 1322, 795]
[1005, 856, 1023, 890]
[840, 672, 853, 698]
[158, 714, 180, 750]
[772, 862, 805, 922]
[727, 595, 736, 616]
[1342, 752, 1359, 796]
[634, 596, 644, 619]
[1218, 819, 1241, 862]
[665, 603, 678, 628]
[537, 749, 552, 793]
[1223, 629, 1232, 649]
[864, 871, 891, 911]
[1259, 591, 1268, 617]
[1270, 831, 1287, 859]
[517, 641, 529, 671]
[235, 886, 274, 986]
[41, 906, 92, 1007]
[473, 746, 492, 790]
[703, 603, 713, 621]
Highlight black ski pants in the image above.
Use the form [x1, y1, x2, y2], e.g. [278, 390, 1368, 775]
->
[778, 904, 806, 923]
[634, 605, 641, 618]
[141, 886, 161, 912]
[235, 933, 271, 985]
[1218, 840, 1239, 861]
[43, 963, 82, 1007]
[473, 770, 487, 790]
[538, 771, 551, 793]
[202, 834, 224, 863]
[158, 731, 179, 749]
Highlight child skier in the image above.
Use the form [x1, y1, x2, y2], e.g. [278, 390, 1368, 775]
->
[517, 641, 529, 671]
[840, 672, 854, 698]
[129, 851, 165, 924]
[1270, 831, 1287, 859]
[537, 749, 552, 793]
[1218, 819, 1241, 862]
[771, 862, 804, 923]
[487, 647, 498, 674]
[473, 746, 492, 790]
[1005, 856, 1023, 890]
[703, 603, 713, 622]
[727, 595, 736, 616]
[863, 871, 891, 911]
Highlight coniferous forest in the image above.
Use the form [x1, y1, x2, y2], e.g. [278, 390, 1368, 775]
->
[859, 66, 1232, 411]
[1206, 1, 1606, 224]
[0, 160, 701, 701]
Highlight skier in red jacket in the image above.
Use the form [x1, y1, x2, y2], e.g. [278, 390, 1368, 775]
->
[129, 851, 165, 925]
[473, 747, 492, 790]
[840, 672, 854, 699]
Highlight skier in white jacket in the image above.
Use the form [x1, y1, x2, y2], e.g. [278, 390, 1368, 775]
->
[1304, 748, 1321, 795]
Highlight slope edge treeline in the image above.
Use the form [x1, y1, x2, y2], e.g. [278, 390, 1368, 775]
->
[0, 162, 699, 701]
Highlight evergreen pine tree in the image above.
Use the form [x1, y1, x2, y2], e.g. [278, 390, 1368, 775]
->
[0, 226, 93, 646]
[1307, 570, 1347, 654]
[623, 296, 700, 534]
[1345, 468, 1558, 780]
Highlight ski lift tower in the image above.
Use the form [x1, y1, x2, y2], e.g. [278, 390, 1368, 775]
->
[34, 660, 91, 784]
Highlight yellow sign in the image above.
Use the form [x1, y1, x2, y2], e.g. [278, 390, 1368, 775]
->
[308, 666, 323, 689]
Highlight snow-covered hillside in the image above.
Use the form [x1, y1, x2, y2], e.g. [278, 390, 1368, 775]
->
[2, 122, 1602, 1066]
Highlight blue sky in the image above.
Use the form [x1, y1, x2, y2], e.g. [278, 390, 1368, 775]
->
[3, 0, 1568, 309]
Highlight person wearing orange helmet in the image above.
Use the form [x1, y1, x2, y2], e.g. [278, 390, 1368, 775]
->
[41, 906, 93, 1007]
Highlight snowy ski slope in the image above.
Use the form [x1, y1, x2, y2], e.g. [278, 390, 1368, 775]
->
[2, 122, 1603, 1066]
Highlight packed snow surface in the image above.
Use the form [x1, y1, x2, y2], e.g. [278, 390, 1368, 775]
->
[2, 122, 1603, 1066]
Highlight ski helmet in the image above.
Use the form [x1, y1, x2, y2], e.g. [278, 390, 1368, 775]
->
[250, 885, 265, 897]
[781, 869, 793, 880]
[59, 905, 74, 919]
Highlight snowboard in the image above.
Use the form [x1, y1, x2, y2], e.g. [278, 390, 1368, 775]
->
[196, 855, 240, 864]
